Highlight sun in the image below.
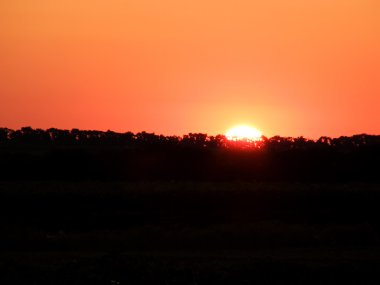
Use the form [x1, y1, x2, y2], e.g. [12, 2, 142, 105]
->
[226, 125, 263, 141]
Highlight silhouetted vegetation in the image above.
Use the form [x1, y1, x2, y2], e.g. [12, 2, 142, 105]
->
[2, 127, 380, 284]
[1, 127, 380, 181]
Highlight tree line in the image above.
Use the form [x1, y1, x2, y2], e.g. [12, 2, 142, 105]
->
[1, 127, 380, 182]
[1, 127, 380, 151]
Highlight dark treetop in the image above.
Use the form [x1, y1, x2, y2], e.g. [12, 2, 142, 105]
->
[1, 127, 380, 182]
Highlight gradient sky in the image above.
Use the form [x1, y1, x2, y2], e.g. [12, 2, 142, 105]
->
[1, 0, 379, 138]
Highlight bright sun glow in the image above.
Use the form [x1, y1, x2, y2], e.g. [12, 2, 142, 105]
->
[226, 125, 263, 141]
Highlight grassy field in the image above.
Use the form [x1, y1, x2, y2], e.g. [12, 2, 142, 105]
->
[1, 181, 380, 284]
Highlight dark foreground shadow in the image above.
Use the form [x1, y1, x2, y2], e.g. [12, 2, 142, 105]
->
[1, 181, 380, 284]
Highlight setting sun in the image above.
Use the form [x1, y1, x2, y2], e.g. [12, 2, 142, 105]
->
[226, 125, 263, 141]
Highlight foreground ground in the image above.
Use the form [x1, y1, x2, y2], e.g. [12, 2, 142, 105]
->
[1, 181, 380, 284]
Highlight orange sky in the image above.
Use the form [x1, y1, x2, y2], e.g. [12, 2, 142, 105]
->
[1, 0, 380, 138]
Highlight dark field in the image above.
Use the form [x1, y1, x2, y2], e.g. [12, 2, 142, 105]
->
[2, 181, 380, 284]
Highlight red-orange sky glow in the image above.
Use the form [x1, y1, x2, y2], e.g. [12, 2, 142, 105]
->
[1, 0, 380, 138]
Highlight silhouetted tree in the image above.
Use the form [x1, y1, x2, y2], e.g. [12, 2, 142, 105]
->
[1, 127, 380, 181]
